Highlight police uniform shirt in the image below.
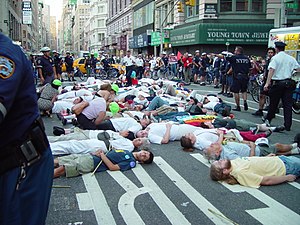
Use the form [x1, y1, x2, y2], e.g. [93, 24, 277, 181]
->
[0, 34, 39, 148]
[53, 55, 62, 67]
[193, 56, 200, 68]
[268, 51, 300, 80]
[65, 56, 74, 68]
[36, 56, 55, 76]
[92, 149, 136, 172]
[122, 55, 136, 66]
[135, 58, 144, 67]
[227, 54, 251, 75]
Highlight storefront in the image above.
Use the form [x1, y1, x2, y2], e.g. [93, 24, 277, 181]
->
[129, 33, 152, 55]
[170, 23, 274, 56]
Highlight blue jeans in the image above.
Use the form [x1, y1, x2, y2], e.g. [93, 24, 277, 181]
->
[146, 96, 169, 111]
[279, 156, 300, 176]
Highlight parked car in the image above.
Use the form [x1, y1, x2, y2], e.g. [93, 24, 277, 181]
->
[62, 57, 86, 74]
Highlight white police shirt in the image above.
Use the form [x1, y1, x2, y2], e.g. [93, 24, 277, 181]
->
[268, 51, 300, 80]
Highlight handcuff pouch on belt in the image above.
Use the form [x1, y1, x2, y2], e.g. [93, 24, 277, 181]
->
[0, 117, 49, 175]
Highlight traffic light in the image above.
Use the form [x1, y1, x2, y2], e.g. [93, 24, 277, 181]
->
[185, 0, 196, 7]
[177, 1, 183, 13]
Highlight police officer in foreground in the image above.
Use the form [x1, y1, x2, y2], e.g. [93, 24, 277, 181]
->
[263, 41, 300, 131]
[226, 46, 251, 111]
[0, 33, 53, 225]
[36, 46, 57, 85]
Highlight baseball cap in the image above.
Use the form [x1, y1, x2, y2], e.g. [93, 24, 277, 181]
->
[109, 102, 120, 115]
[255, 137, 269, 147]
[195, 50, 200, 53]
[111, 84, 119, 94]
[201, 52, 207, 56]
[274, 41, 286, 47]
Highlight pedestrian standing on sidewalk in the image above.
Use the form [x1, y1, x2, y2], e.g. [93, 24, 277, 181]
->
[263, 42, 300, 131]
[227, 46, 251, 111]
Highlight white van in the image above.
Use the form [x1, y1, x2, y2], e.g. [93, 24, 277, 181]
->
[268, 26, 300, 63]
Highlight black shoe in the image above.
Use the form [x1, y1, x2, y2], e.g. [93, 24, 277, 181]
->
[53, 126, 65, 136]
[265, 129, 273, 138]
[262, 117, 270, 127]
[273, 125, 285, 132]
[232, 107, 241, 111]
[227, 93, 233, 98]
[252, 110, 263, 116]
[294, 133, 300, 147]
[263, 106, 269, 111]
[285, 127, 291, 131]
[244, 102, 248, 111]
[218, 91, 224, 95]
[72, 78, 77, 81]
[214, 85, 219, 88]
[200, 82, 206, 86]
[68, 78, 71, 81]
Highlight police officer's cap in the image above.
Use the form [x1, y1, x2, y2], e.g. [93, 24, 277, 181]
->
[66, 51, 70, 54]
[195, 50, 200, 53]
[52, 50, 57, 53]
[274, 41, 286, 47]
[201, 52, 207, 56]
[40, 47, 51, 52]
[162, 51, 167, 55]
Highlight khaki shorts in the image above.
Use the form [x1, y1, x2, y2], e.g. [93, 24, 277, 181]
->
[58, 154, 94, 178]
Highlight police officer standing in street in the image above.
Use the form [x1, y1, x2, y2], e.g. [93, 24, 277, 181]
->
[263, 41, 300, 131]
[0, 33, 53, 225]
[53, 50, 63, 82]
[227, 46, 251, 111]
[36, 46, 57, 85]
[65, 51, 75, 81]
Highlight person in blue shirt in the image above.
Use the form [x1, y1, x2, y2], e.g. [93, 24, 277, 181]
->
[0, 33, 53, 225]
[36, 46, 57, 85]
[53, 149, 154, 178]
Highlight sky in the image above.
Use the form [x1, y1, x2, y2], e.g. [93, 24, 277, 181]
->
[45, 0, 63, 20]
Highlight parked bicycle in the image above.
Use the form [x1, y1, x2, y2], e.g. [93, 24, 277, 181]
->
[151, 66, 175, 80]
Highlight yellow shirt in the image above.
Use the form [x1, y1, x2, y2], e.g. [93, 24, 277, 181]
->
[230, 157, 286, 188]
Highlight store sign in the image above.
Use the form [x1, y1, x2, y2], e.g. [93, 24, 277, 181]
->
[22, 0, 32, 25]
[129, 33, 150, 49]
[170, 25, 199, 46]
[170, 24, 273, 46]
[204, 4, 217, 14]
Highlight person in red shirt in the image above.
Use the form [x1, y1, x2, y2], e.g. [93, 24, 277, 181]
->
[182, 53, 193, 83]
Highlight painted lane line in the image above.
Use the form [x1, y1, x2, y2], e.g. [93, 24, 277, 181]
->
[78, 174, 116, 225]
[153, 157, 234, 225]
[191, 153, 300, 225]
[108, 166, 191, 225]
[107, 171, 146, 225]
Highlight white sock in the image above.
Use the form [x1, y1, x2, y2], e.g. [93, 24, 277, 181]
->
[292, 143, 298, 149]
[291, 147, 300, 154]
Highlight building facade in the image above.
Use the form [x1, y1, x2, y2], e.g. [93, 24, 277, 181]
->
[106, 0, 133, 56]
[87, 0, 108, 54]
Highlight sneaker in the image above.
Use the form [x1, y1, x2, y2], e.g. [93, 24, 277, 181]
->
[244, 102, 248, 111]
[232, 107, 241, 111]
[273, 125, 285, 132]
[265, 129, 273, 138]
[252, 110, 263, 116]
[294, 133, 300, 147]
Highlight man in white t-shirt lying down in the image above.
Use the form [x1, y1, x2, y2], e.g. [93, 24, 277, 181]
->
[50, 134, 149, 155]
[136, 123, 203, 144]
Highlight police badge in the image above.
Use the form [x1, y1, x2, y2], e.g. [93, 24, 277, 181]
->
[0, 56, 15, 79]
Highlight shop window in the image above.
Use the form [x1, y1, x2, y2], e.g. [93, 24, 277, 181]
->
[252, 0, 263, 12]
[236, 0, 248, 11]
[220, 0, 232, 12]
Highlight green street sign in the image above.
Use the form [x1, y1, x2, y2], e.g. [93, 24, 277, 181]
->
[151, 32, 162, 46]
[286, 3, 299, 9]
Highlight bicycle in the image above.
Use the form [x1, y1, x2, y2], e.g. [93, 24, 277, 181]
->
[205, 66, 214, 85]
[151, 66, 175, 80]
[292, 72, 300, 114]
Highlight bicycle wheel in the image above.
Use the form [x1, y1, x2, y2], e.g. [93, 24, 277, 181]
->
[96, 70, 108, 80]
[292, 90, 300, 114]
[206, 74, 213, 85]
[79, 71, 85, 81]
[165, 70, 174, 80]
[251, 85, 260, 103]
[107, 68, 119, 78]
[151, 71, 159, 80]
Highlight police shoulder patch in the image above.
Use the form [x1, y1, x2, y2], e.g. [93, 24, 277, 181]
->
[0, 56, 15, 79]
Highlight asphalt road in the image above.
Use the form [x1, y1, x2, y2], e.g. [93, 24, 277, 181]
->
[45, 83, 300, 225]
